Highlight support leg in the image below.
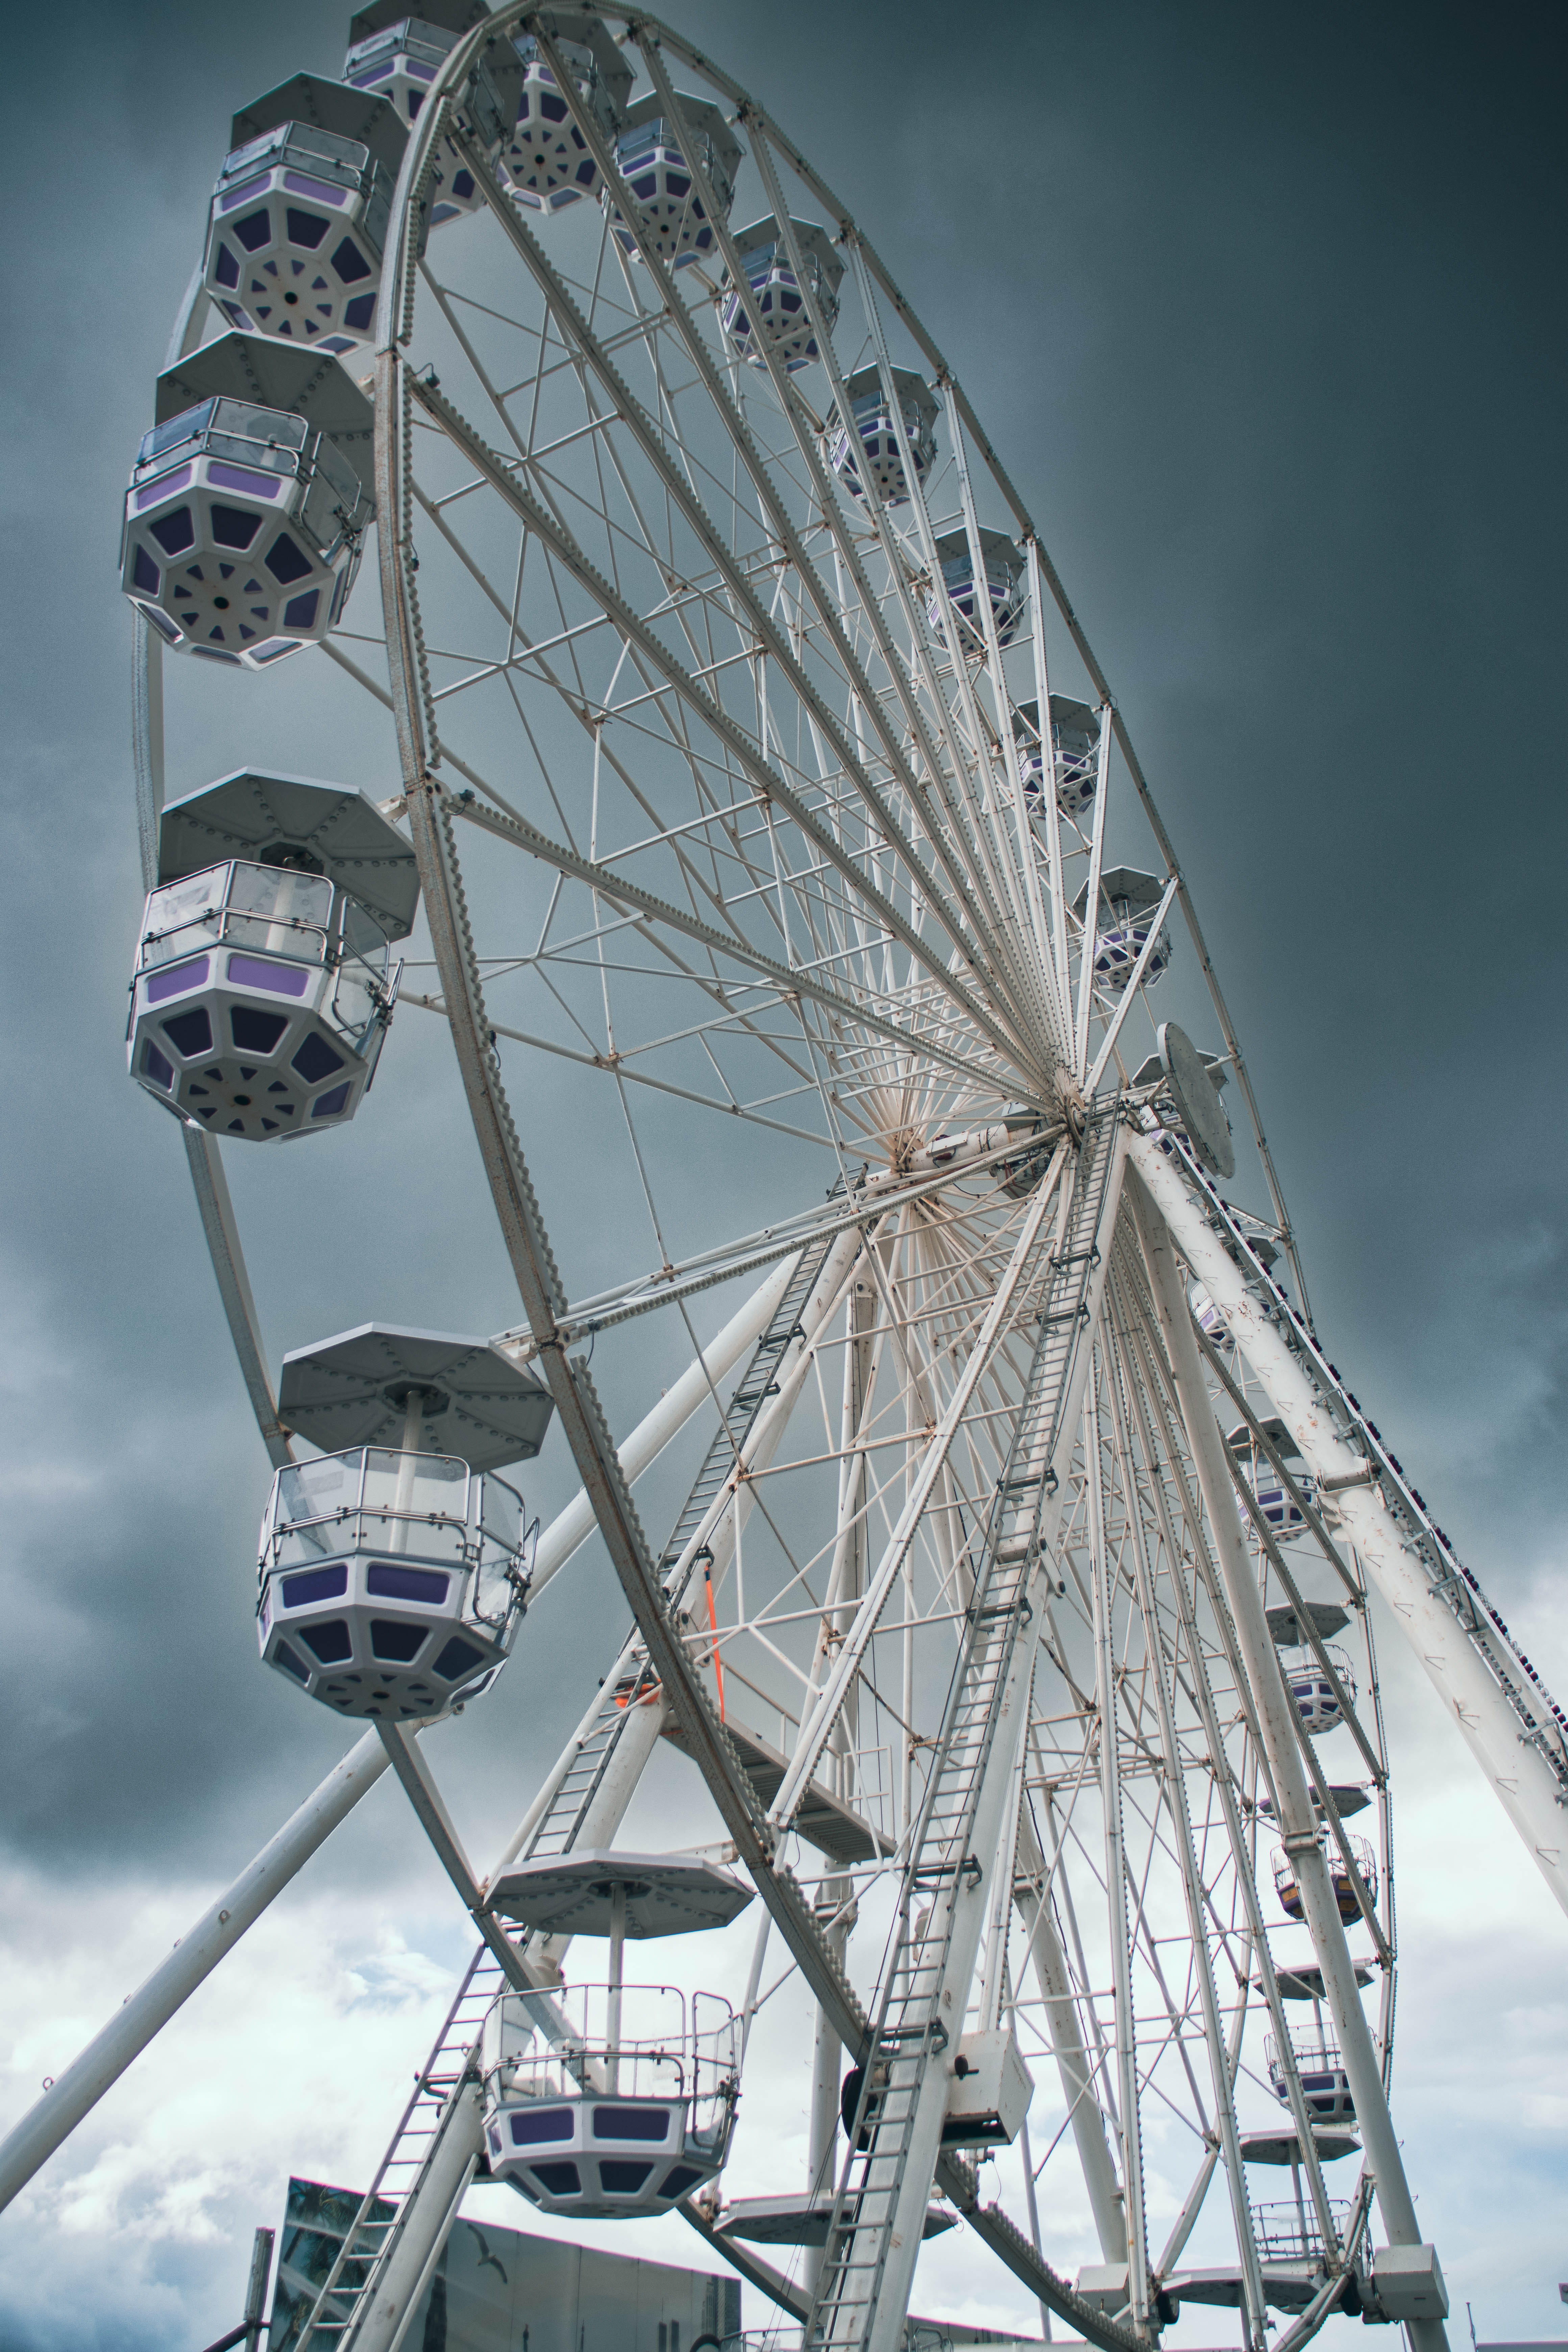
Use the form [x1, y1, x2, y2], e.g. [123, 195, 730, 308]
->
[0, 1732, 390, 2212]
[1129, 1161, 1448, 2352]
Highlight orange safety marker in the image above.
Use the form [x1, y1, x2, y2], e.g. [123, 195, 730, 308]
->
[705, 1564, 726, 1723]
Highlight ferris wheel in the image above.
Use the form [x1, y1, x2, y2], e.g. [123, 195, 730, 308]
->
[5, 8, 1568, 2352]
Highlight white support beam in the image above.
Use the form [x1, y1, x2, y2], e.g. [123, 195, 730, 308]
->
[1130, 1135, 1565, 1916]
[342, 2081, 485, 2352]
[857, 1127, 1129, 2352]
[772, 1146, 1071, 1823]
[1129, 1155, 1449, 2351]
[521, 1250, 800, 1599]
[1012, 1805, 1127, 2264]
[0, 1261, 797, 2211]
[0, 1732, 391, 2212]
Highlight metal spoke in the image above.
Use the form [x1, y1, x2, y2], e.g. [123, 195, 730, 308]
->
[97, 20, 1544, 2352]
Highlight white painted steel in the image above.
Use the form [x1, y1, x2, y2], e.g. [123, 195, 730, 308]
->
[1103, 1261, 1267, 2351]
[523, 1251, 800, 1597]
[1013, 1806, 1127, 2264]
[1130, 1137, 1565, 1915]
[343, 2080, 485, 2352]
[0, 1732, 390, 2211]
[1129, 1163, 1447, 2352]
[771, 1148, 1071, 1824]
[103, 12, 1564, 2350]
[844, 1131, 1128, 2352]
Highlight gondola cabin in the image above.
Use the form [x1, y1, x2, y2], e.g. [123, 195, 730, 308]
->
[484, 1854, 751, 2216]
[720, 216, 843, 371]
[926, 528, 1026, 653]
[504, 12, 631, 214]
[605, 94, 741, 265]
[201, 75, 407, 351]
[1073, 866, 1173, 994]
[1228, 1416, 1320, 1543]
[128, 772, 417, 1139]
[121, 334, 374, 666]
[1273, 1833, 1377, 1926]
[828, 366, 938, 507]
[343, 1, 522, 224]
[256, 1323, 553, 1718]
[1013, 696, 1101, 822]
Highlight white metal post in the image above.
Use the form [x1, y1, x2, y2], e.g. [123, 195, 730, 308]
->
[343, 2080, 485, 2352]
[806, 1257, 877, 2292]
[522, 1252, 801, 1599]
[856, 1130, 1128, 2352]
[606, 1883, 627, 2096]
[1129, 1158, 1448, 2350]
[1129, 1136, 1563, 1914]
[388, 1392, 424, 1549]
[1086, 1354, 1151, 2331]
[0, 1732, 391, 2211]
[1102, 1282, 1267, 2349]
[1012, 1802, 1128, 2262]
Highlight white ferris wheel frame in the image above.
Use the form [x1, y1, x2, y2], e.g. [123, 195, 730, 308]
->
[4, 11, 1566, 2352]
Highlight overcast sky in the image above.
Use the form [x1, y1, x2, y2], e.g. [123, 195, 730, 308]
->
[1, 2, 1566, 2347]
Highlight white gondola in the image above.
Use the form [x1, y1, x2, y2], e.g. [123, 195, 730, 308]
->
[259, 1445, 532, 1718]
[1266, 2030, 1356, 2126]
[605, 94, 741, 265]
[1240, 2122, 1360, 2273]
[1073, 866, 1173, 995]
[484, 1854, 752, 2215]
[1228, 1415, 1319, 1542]
[256, 1323, 553, 1718]
[828, 365, 938, 506]
[1013, 695, 1101, 823]
[926, 527, 1026, 652]
[503, 11, 632, 215]
[1277, 1642, 1358, 1735]
[719, 216, 843, 371]
[121, 333, 373, 666]
[128, 771, 417, 1139]
[201, 75, 407, 352]
[344, 2, 522, 225]
[1273, 1831, 1377, 1924]
[1190, 1281, 1230, 1345]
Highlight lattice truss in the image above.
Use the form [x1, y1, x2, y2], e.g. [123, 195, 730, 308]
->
[36, 14, 1563, 2352]
[336, 107, 1400, 2339]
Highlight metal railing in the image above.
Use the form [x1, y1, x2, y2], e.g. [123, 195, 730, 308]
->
[486, 1983, 738, 2140]
[1272, 1833, 1378, 1919]
[140, 859, 389, 973]
[1250, 2199, 1353, 2262]
[260, 1445, 533, 1630]
[1264, 2032, 1345, 2076]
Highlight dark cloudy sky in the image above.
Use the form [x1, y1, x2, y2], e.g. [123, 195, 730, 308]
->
[1, 3, 1565, 2346]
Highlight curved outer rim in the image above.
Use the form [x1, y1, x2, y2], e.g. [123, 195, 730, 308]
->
[121, 14, 1390, 2345]
[377, 0, 1318, 1310]
[136, 0, 1315, 1471]
[364, 17, 1369, 2347]
[117, 17, 1455, 2347]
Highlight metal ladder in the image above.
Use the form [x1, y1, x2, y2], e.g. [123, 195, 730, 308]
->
[295, 1223, 850, 2347]
[658, 1219, 843, 1582]
[510, 1214, 851, 1872]
[809, 1123, 1118, 2350]
[514, 1219, 848, 1876]
[297, 1944, 505, 2348]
